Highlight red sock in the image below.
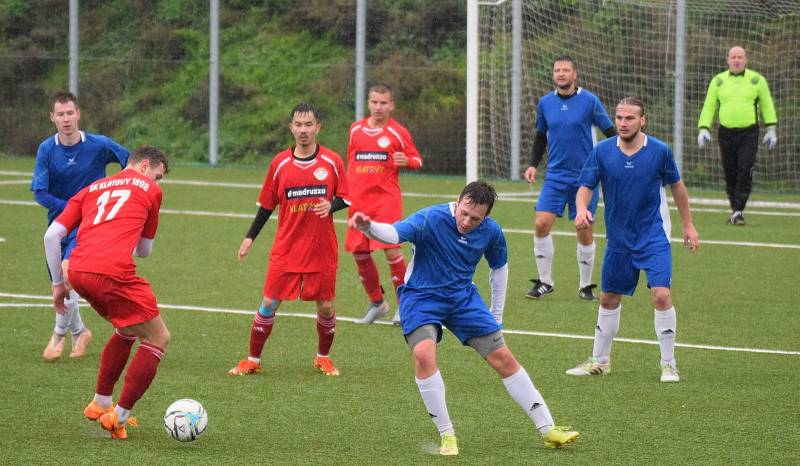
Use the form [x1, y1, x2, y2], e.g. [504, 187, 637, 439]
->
[354, 253, 383, 302]
[249, 314, 274, 359]
[387, 255, 407, 296]
[117, 342, 164, 410]
[316, 311, 336, 356]
[96, 330, 137, 396]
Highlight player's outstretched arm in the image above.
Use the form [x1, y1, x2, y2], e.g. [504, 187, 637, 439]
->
[574, 186, 594, 229]
[349, 212, 400, 244]
[669, 181, 699, 252]
[44, 221, 70, 314]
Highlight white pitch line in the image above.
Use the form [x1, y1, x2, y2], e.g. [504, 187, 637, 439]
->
[1, 292, 798, 356]
[2, 199, 798, 249]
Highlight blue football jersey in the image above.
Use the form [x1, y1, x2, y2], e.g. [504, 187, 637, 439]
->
[578, 134, 680, 252]
[393, 203, 508, 292]
[535, 87, 614, 186]
[31, 131, 129, 223]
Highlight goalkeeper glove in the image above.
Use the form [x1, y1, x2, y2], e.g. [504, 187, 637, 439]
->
[762, 126, 777, 150]
[697, 129, 711, 148]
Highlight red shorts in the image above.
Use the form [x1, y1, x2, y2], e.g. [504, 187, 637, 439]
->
[345, 227, 399, 253]
[264, 268, 336, 301]
[69, 269, 160, 329]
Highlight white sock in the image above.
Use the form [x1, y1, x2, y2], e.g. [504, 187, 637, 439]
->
[502, 366, 554, 436]
[415, 370, 454, 436]
[67, 290, 86, 336]
[247, 356, 261, 364]
[94, 394, 113, 409]
[654, 307, 677, 366]
[533, 234, 554, 285]
[54, 304, 71, 335]
[592, 305, 621, 364]
[114, 405, 131, 424]
[577, 242, 596, 288]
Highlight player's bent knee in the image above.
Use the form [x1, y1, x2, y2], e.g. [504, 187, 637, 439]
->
[467, 330, 506, 359]
[406, 324, 439, 352]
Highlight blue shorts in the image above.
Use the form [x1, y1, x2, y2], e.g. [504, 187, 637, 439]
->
[398, 284, 502, 345]
[601, 245, 672, 296]
[536, 181, 599, 220]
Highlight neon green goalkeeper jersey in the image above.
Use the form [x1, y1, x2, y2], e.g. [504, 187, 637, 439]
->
[698, 68, 777, 129]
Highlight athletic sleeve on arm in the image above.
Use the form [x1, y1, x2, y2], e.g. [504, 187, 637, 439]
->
[530, 131, 547, 168]
[757, 76, 778, 126]
[44, 222, 68, 284]
[330, 196, 350, 213]
[363, 221, 400, 244]
[134, 238, 154, 257]
[245, 206, 273, 240]
[34, 189, 67, 211]
[698, 77, 720, 129]
[488, 263, 509, 323]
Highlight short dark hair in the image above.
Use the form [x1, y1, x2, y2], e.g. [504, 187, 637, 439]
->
[552, 55, 576, 70]
[51, 90, 78, 110]
[290, 103, 320, 122]
[618, 96, 645, 117]
[459, 181, 497, 215]
[129, 145, 169, 174]
[368, 83, 393, 98]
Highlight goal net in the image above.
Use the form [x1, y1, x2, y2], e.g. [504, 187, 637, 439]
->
[477, 0, 800, 192]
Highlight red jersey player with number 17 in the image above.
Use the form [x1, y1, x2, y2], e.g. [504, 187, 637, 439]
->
[44, 146, 170, 440]
[229, 103, 350, 377]
[346, 84, 423, 325]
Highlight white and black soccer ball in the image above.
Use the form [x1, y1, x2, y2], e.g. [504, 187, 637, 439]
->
[164, 398, 208, 442]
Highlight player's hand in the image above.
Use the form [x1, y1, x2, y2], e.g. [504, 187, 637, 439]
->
[762, 126, 777, 150]
[52, 283, 69, 315]
[313, 198, 332, 218]
[348, 212, 372, 231]
[523, 166, 537, 183]
[575, 209, 593, 230]
[683, 224, 699, 253]
[697, 129, 711, 148]
[392, 152, 408, 167]
[238, 238, 253, 262]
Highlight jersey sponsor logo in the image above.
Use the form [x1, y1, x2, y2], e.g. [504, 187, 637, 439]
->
[355, 151, 388, 162]
[355, 165, 385, 174]
[285, 185, 328, 200]
[377, 136, 391, 148]
[313, 167, 329, 181]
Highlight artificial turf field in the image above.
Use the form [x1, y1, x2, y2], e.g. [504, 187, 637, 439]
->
[1, 155, 798, 465]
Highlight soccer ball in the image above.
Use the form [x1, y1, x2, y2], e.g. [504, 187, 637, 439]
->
[163, 398, 208, 442]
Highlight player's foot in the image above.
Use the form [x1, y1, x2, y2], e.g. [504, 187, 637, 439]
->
[84, 399, 114, 421]
[439, 433, 459, 456]
[391, 309, 401, 326]
[69, 329, 92, 358]
[313, 355, 340, 376]
[356, 301, 389, 324]
[728, 210, 745, 226]
[228, 359, 261, 376]
[660, 363, 680, 382]
[525, 279, 553, 299]
[578, 284, 598, 301]
[43, 333, 66, 361]
[98, 411, 135, 439]
[566, 357, 611, 376]
[544, 426, 580, 448]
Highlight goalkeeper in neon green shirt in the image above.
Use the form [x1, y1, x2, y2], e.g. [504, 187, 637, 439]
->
[697, 46, 777, 226]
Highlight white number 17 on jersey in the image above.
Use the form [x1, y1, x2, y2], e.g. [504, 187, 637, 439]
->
[93, 189, 131, 225]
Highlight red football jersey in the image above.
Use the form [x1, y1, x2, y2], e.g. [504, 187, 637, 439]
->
[257, 145, 348, 273]
[56, 168, 163, 278]
[346, 117, 421, 221]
